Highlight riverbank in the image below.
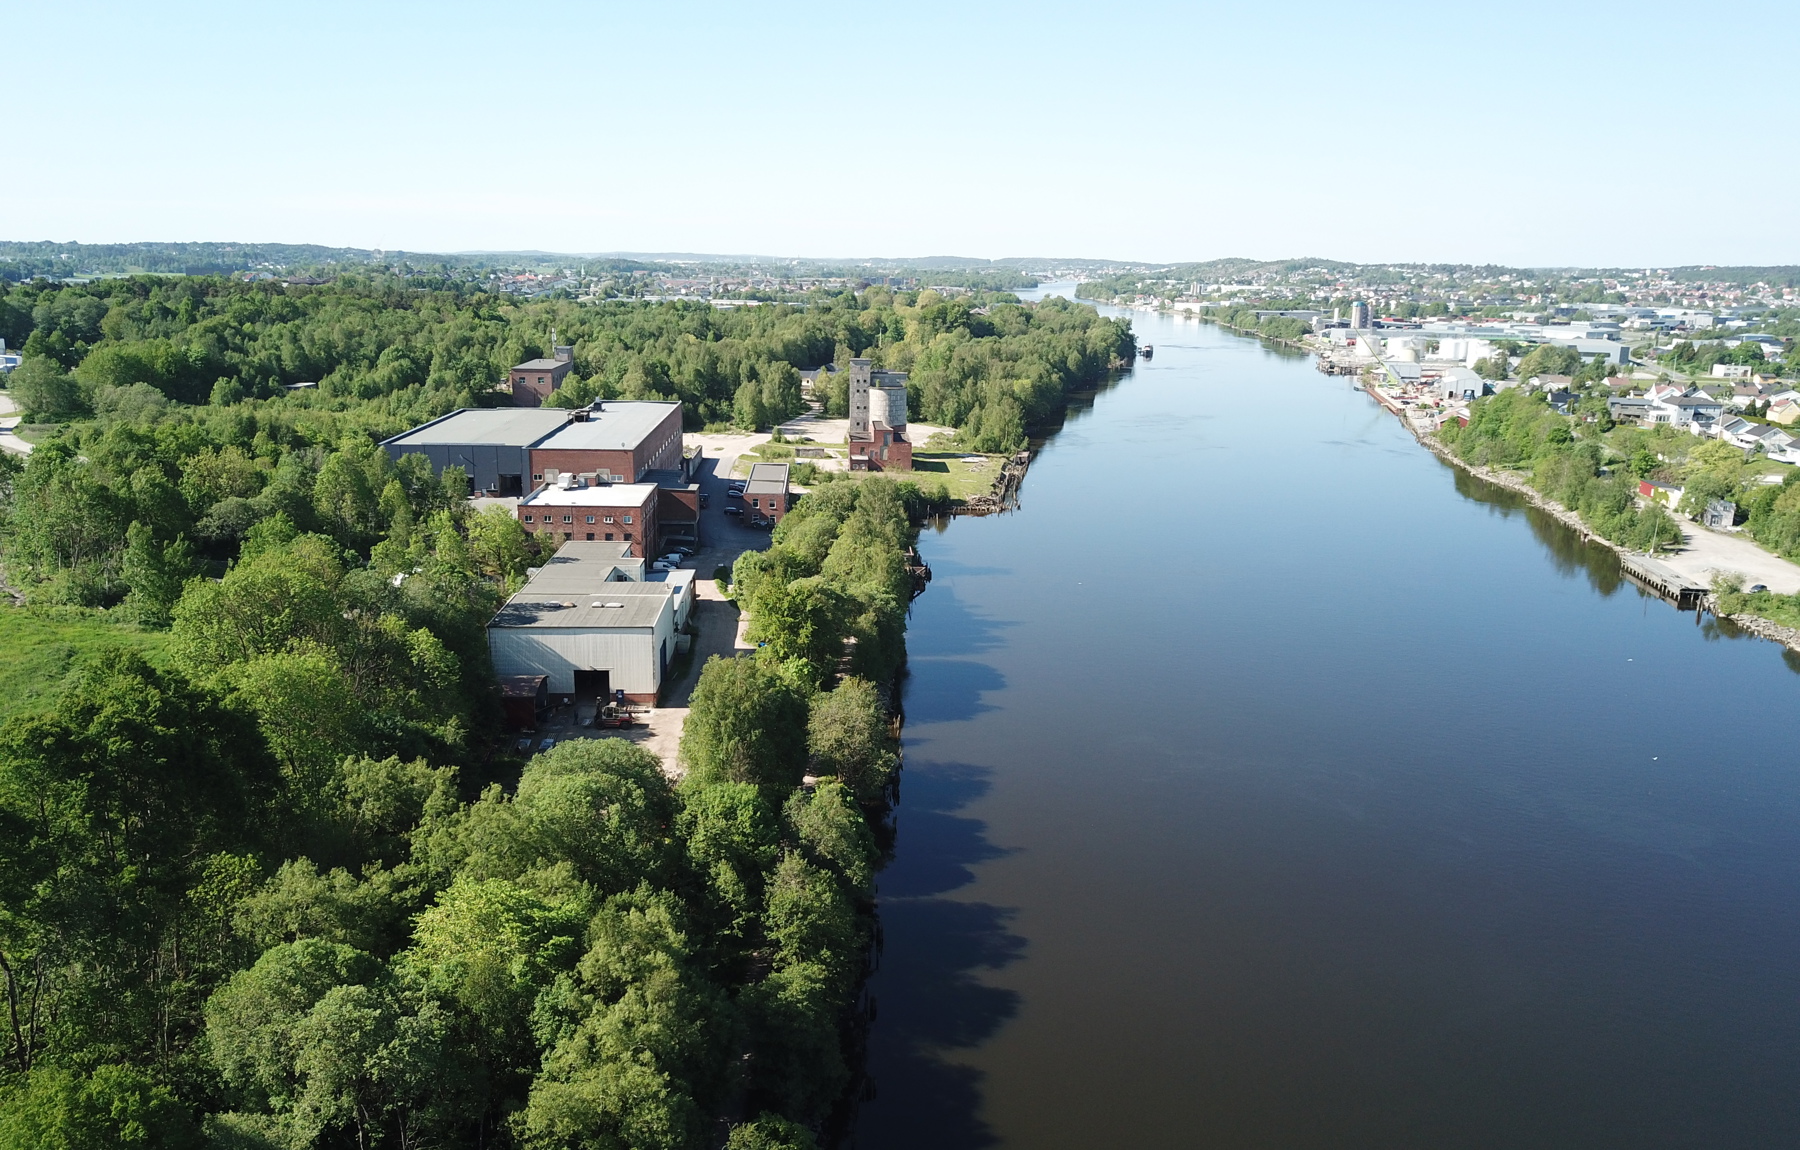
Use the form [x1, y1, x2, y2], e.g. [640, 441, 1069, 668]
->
[1396, 407, 1800, 653]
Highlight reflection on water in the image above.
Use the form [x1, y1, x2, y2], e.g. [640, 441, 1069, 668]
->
[860, 761, 1021, 1150]
[857, 289, 1800, 1149]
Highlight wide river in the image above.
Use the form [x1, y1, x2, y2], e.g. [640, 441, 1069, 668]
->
[855, 287, 1800, 1149]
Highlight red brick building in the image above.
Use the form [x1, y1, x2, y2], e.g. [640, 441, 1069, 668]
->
[845, 357, 912, 471]
[518, 481, 659, 550]
[528, 401, 684, 485]
[744, 462, 792, 523]
[510, 346, 575, 406]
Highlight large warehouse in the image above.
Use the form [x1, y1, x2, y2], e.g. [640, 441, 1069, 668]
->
[528, 400, 685, 484]
[379, 408, 572, 495]
[487, 542, 695, 705]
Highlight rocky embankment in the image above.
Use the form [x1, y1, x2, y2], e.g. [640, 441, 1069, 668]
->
[956, 450, 1033, 516]
[1409, 427, 1800, 657]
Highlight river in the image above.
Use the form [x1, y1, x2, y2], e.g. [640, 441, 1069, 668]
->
[854, 287, 1800, 1148]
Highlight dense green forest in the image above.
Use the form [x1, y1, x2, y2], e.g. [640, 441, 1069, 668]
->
[0, 480, 920, 1149]
[0, 274, 1128, 608]
[0, 273, 1129, 1148]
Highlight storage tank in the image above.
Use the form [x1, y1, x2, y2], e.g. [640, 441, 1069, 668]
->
[872, 383, 908, 431]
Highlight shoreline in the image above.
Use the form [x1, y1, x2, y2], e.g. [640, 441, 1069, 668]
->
[1396, 406, 1800, 655]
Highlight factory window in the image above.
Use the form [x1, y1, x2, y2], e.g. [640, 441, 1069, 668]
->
[622, 515, 633, 524]
[523, 515, 534, 523]
[586, 515, 596, 523]
[605, 533, 613, 541]
[562, 514, 573, 524]
[603, 516, 613, 523]
[532, 474, 542, 482]
[586, 533, 594, 540]
[623, 532, 632, 541]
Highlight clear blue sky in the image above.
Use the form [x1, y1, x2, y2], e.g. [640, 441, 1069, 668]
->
[7, 0, 1796, 267]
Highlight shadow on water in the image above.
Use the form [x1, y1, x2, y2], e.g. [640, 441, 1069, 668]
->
[1444, 449, 1800, 670]
[856, 762, 1024, 1150]
[903, 584, 1014, 660]
[1447, 460, 1629, 596]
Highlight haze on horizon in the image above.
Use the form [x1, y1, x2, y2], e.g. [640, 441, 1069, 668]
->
[7, 0, 1796, 269]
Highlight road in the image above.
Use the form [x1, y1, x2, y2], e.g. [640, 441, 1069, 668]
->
[1659, 521, 1800, 595]
[0, 391, 28, 456]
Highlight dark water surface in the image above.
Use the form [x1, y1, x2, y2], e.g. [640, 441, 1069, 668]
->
[855, 290, 1800, 1149]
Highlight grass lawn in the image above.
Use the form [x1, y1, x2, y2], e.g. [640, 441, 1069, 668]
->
[906, 452, 1003, 500]
[0, 607, 175, 724]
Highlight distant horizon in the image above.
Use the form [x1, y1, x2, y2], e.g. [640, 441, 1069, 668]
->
[5, 2, 1795, 267]
[3, 240, 1797, 277]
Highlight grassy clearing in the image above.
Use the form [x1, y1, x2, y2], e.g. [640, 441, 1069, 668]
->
[0, 607, 175, 724]
[905, 452, 1003, 500]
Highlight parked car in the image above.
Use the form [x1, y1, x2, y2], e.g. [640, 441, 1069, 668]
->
[1750, 583, 1769, 592]
[653, 560, 678, 572]
[728, 486, 746, 497]
[658, 554, 685, 566]
[514, 737, 532, 753]
[723, 506, 744, 517]
[537, 737, 556, 751]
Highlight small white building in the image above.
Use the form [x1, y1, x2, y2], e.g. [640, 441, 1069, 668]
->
[486, 541, 695, 704]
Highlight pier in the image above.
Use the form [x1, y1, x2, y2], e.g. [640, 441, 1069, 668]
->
[1617, 553, 1708, 608]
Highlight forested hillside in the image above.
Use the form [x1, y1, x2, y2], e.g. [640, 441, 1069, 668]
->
[0, 274, 1129, 1149]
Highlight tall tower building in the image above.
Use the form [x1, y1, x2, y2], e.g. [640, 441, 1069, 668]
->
[848, 358, 873, 443]
[1349, 300, 1371, 329]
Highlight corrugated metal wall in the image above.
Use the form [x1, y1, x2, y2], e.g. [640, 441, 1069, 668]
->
[487, 603, 674, 695]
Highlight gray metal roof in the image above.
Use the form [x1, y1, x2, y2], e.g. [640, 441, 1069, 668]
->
[746, 461, 790, 495]
[518, 542, 644, 591]
[381, 408, 571, 448]
[535, 402, 680, 452]
[491, 593, 668, 630]
[513, 358, 570, 371]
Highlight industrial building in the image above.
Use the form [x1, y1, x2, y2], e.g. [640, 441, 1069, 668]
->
[846, 358, 913, 471]
[510, 346, 575, 406]
[379, 408, 572, 495]
[744, 462, 792, 522]
[519, 480, 661, 550]
[380, 400, 696, 509]
[487, 541, 695, 706]
[529, 401, 685, 485]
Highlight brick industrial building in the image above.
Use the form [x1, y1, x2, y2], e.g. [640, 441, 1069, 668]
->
[381, 401, 693, 505]
[743, 462, 792, 523]
[510, 346, 575, 406]
[846, 358, 913, 471]
[528, 401, 685, 486]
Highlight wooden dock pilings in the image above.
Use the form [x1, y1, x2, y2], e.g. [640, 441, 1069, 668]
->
[1617, 553, 1708, 609]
